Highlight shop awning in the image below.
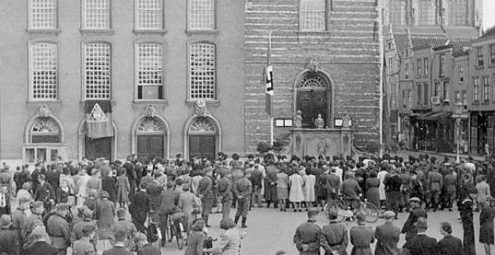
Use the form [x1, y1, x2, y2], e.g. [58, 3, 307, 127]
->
[417, 111, 452, 121]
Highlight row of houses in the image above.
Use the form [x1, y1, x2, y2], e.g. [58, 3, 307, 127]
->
[385, 26, 495, 155]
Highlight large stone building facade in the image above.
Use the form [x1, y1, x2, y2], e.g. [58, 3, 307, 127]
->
[243, 0, 382, 154]
[0, 0, 245, 163]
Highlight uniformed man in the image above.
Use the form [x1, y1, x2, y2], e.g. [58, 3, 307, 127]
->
[293, 208, 321, 255]
[0, 215, 21, 255]
[443, 168, 458, 211]
[401, 197, 427, 241]
[384, 169, 402, 218]
[320, 209, 348, 255]
[72, 224, 97, 255]
[197, 171, 214, 227]
[374, 211, 400, 255]
[217, 171, 233, 220]
[71, 206, 97, 248]
[46, 204, 71, 255]
[349, 212, 374, 255]
[24, 201, 45, 243]
[402, 218, 437, 255]
[233, 171, 252, 228]
[11, 197, 30, 244]
[427, 167, 443, 211]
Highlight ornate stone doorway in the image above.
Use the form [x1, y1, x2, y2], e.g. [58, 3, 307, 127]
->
[188, 117, 217, 160]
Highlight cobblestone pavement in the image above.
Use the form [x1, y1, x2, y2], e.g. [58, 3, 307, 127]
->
[161, 206, 488, 255]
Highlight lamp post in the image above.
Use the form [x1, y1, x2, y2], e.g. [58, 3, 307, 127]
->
[452, 102, 466, 163]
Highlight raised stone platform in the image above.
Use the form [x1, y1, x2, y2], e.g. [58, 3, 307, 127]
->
[290, 128, 353, 159]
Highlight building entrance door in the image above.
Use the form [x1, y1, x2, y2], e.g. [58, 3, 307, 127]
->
[137, 135, 164, 162]
[85, 137, 112, 161]
[189, 135, 215, 160]
[296, 90, 328, 128]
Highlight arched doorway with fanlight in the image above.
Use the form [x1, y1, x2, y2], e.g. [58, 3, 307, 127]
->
[132, 115, 169, 162]
[185, 116, 221, 161]
[294, 69, 334, 128]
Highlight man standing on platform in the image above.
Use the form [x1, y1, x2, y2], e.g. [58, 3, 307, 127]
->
[233, 171, 252, 228]
[374, 211, 400, 255]
[293, 208, 321, 255]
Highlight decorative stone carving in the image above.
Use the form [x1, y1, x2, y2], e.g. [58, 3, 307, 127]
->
[294, 110, 303, 128]
[307, 57, 320, 73]
[142, 105, 157, 118]
[315, 114, 324, 129]
[194, 100, 209, 117]
[87, 103, 108, 122]
[342, 113, 351, 128]
[38, 105, 52, 118]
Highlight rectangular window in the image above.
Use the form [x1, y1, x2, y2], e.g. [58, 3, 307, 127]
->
[30, 42, 58, 100]
[404, 63, 409, 79]
[423, 58, 429, 76]
[462, 90, 467, 105]
[407, 90, 412, 108]
[484, 76, 490, 102]
[439, 54, 445, 77]
[389, 0, 406, 25]
[434, 82, 440, 97]
[402, 90, 407, 108]
[135, 0, 163, 30]
[477, 47, 484, 66]
[417, 59, 422, 76]
[417, 83, 422, 105]
[455, 91, 461, 103]
[423, 83, 428, 105]
[443, 81, 449, 100]
[188, 0, 215, 30]
[388, 58, 393, 73]
[474, 77, 480, 102]
[29, 0, 57, 29]
[136, 43, 163, 100]
[450, 0, 468, 25]
[300, 0, 326, 31]
[189, 43, 216, 100]
[82, 0, 111, 29]
[490, 44, 495, 64]
[83, 43, 111, 100]
[418, 0, 436, 25]
[459, 66, 464, 83]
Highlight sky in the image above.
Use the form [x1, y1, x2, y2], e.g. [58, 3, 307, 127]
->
[484, 0, 495, 31]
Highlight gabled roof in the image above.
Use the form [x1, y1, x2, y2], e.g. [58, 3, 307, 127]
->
[474, 26, 495, 43]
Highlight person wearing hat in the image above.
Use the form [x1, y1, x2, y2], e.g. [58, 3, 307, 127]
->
[22, 226, 57, 255]
[436, 222, 462, 255]
[11, 196, 30, 243]
[204, 218, 241, 255]
[401, 197, 427, 241]
[233, 171, 252, 228]
[71, 206, 97, 245]
[46, 204, 71, 254]
[374, 211, 400, 255]
[72, 224, 96, 255]
[184, 220, 207, 255]
[95, 190, 116, 249]
[197, 171, 214, 227]
[402, 218, 437, 255]
[111, 208, 137, 250]
[218, 171, 234, 220]
[293, 208, 321, 255]
[33, 174, 55, 206]
[129, 182, 150, 234]
[0, 214, 21, 255]
[426, 166, 443, 211]
[349, 212, 374, 255]
[320, 208, 348, 255]
[384, 168, 402, 218]
[102, 230, 133, 255]
[179, 183, 198, 231]
[158, 180, 180, 246]
[24, 201, 45, 242]
[135, 232, 160, 255]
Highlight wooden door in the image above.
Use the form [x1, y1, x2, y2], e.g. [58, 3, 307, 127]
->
[189, 135, 216, 160]
[85, 136, 112, 161]
[296, 90, 328, 128]
[137, 135, 164, 162]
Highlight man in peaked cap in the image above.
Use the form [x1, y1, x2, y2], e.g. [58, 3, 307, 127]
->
[320, 209, 348, 255]
[46, 204, 71, 254]
[375, 211, 400, 255]
[0, 214, 21, 255]
[401, 197, 427, 241]
[293, 208, 321, 255]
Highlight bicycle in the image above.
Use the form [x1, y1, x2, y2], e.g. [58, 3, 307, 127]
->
[324, 195, 379, 223]
[145, 211, 162, 248]
[167, 212, 187, 249]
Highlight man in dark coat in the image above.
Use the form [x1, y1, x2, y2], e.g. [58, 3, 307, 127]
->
[249, 164, 263, 208]
[327, 168, 342, 201]
[130, 182, 150, 233]
[374, 211, 400, 255]
[401, 197, 427, 241]
[0, 215, 21, 255]
[349, 212, 374, 255]
[403, 218, 437, 255]
[135, 232, 160, 255]
[102, 230, 133, 255]
[264, 162, 279, 208]
[33, 174, 55, 205]
[158, 181, 179, 246]
[436, 222, 463, 255]
[233, 171, 252, 228]
[123, 157, 137, 199]
[293, 208, 321, 255]
[22, 226, 57, 255]
[46, 204, 71, 255]
[384, 170, 402, 218]
[197, 172, 214, 227]
[427, 167, 443, 211]
[218, 171, 233, 220]
[45, 165, 60, 193]
[13, 165, 30, 193]
[320, 209, 348, 255]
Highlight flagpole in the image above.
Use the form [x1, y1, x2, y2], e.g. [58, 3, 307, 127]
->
[267, 32, 274, 146]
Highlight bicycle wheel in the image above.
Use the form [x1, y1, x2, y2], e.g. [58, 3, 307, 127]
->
[324, 201, 352, 222]
[176, 222, 185, 249]
[359, 202, 379, 223]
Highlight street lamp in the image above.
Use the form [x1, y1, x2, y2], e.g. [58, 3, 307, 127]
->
[452, 102, 467, 163]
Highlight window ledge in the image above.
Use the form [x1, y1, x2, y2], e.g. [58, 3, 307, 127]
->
[185, 29, 219, 35]
[80, 28, 115, 35]
[186, 99, 220, 106]
[133, 99, 168, 105]
[475, 65, 484, 70]
[133, 28, 167, 35]
[26, 28, 61, 35]
[80, 99, 116, 106]
[26, 100, 62, 105]
[296, 31, 331, 35]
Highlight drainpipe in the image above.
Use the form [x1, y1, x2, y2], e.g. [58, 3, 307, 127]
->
[378, 1, 384, 157]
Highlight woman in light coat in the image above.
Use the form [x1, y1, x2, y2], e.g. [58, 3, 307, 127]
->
[301, 168, 316, 211]
[289, 170, 304, 212]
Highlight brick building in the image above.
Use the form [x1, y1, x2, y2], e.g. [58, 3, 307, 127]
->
[0, 0, 246, 163]
[243, 0, 382, 154]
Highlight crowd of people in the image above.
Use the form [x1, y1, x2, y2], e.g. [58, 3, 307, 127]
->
[0, 151, 493, 255]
